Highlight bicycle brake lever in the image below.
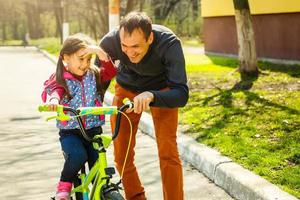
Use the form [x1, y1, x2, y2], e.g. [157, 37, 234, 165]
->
[45, 114, 71, 122]
[45, 110, 71, 121]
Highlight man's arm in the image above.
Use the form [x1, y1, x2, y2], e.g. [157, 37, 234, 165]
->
[130, 41, 189, 114]
[149, 41, 189, 108]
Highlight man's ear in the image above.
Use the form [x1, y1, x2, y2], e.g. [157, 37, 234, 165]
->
[147, 32, 154, 45]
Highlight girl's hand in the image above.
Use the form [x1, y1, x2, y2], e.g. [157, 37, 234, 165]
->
[81, 45, 109, 61]
[47, 97, 59, 111]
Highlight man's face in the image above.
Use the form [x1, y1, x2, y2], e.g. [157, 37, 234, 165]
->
[119, 27, 153, 63]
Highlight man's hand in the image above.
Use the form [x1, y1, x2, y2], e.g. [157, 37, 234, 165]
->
[127, 92, 154, 114]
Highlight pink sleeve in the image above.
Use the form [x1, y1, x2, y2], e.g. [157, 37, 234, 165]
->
[41, 73, 65, 102]
[99, 59, 117, 82]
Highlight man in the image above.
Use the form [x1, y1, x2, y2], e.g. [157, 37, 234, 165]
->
[96, 11, 189, 200]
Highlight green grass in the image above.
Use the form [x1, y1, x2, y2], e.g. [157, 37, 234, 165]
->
[1, 39, 23, 45]
[1, 38, 61, 56]
[185, 54, 236, 73]
[181, 54, 300, 198]
[30, 37, 61, 56]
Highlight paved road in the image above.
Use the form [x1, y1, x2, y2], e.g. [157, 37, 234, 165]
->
[183, 46, 204, 55]
[0, 47, 233, 200]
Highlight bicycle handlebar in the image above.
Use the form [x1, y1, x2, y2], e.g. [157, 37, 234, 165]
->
[38, 99, 133, 142]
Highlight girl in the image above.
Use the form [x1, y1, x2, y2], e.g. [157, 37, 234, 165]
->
[42, 33, 117, 200]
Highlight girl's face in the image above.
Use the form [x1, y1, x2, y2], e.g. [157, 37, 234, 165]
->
[64, 48, 92, 76]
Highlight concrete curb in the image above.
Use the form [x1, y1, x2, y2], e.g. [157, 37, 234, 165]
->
[40, 47, 298, 200]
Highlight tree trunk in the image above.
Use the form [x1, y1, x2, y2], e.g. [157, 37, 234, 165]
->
[25, 1, 43, 39]
[94, 0, 108, 39]
[139, 0, 145, 11]
[233, 0, 258, 77]
[12, 19, 19, 39]
[125, 0, 136, 14]
[152, 0, 181, 23]
[2, 22, 6, 42]
[52, 0, 63, 42]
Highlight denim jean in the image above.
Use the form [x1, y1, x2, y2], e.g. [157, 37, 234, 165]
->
[59, 126, 102, 182]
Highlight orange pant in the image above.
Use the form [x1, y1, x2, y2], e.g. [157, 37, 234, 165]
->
[110, 84, 184, 200]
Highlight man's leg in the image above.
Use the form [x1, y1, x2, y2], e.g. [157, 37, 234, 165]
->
[110, 83, 146, 200]
[151, 106, 184, 200]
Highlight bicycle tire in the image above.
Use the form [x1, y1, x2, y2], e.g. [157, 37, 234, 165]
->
[103, 190, 125, 200]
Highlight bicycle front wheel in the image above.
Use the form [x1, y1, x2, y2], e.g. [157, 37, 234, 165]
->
[103, 191, 124, 200]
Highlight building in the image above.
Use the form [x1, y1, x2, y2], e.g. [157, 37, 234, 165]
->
[201, 0, 300, 61]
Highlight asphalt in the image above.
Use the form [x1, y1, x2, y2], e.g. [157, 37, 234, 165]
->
[0, 46, 297, 200]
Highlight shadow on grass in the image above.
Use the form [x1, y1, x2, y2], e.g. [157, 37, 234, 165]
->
[207, 55, 300, 78]
[259, 62, 300, 78]
[196, 76, 300, 141]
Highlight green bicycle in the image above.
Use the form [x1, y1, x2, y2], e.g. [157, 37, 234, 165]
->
[38, 99, 134, 200]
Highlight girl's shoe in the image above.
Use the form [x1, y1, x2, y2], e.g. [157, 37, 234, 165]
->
[55, 181, 72, 200]
[55, 192, 70, 200]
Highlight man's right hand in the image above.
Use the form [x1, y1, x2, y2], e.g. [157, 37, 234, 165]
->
[126, 91, 154, 114]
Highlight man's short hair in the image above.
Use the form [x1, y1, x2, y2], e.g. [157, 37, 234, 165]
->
[119, 11, 152, 40]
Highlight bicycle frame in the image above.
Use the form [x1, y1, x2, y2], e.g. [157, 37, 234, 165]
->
[71, 134, 113, 200]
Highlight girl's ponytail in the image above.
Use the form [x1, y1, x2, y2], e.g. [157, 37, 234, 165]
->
[55, 53, 71, 99]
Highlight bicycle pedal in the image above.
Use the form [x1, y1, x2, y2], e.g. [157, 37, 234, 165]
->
[50, 196, 73, 200]
[105, 167, 115, 176]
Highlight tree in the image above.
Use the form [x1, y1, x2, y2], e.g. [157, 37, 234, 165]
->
[124, 0, 136, 14]
[24, 0, 44, 39]
[93, 0, 109, 39]
[52, 0, 63, 42]
[233, 0, 259, 77]
[152, 0, 181, 23]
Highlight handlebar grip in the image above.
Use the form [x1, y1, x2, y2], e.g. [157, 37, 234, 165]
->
[38, 104, 62, 112]
[79, 106, 118, 116]
[122, 98, 133, 109]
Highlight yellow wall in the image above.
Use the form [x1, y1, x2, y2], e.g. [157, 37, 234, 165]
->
[249, 0, 300, 14]
[201, 0, 235, 17]
[202, 0, 300, 17]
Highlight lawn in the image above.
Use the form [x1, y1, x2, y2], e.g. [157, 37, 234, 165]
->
[182, 53, 300, 198]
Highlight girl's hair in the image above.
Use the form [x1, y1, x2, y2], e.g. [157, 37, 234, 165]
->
[56, 33, 105, 100]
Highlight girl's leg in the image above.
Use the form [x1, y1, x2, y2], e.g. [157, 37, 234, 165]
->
[59, 133, 88, 182]
[86, 127, 102, 169]
[87, 142, 98, 169]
